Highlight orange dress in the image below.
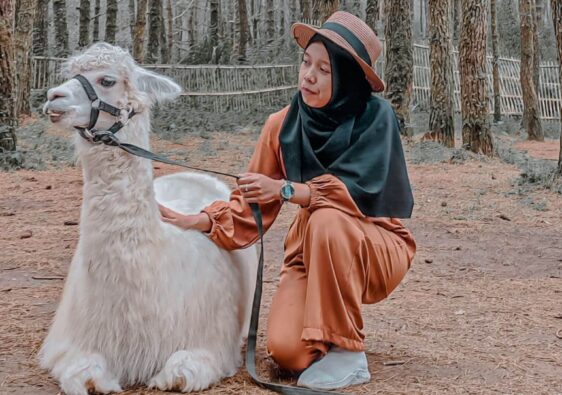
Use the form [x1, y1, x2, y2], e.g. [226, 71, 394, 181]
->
[203, 106, 416, 372]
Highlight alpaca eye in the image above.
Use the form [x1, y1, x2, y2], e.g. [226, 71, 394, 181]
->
[100, 78, 116, 88]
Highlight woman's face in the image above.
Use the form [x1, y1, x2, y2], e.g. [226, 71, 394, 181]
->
[298, 41, 332, 108]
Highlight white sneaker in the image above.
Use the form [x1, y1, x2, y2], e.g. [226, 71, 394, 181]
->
[297, 347, 371, 390]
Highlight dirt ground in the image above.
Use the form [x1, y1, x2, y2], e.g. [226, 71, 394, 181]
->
[1, 115, 561, 395]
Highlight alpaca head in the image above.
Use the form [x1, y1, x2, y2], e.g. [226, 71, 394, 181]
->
[43, 42, 182, 133]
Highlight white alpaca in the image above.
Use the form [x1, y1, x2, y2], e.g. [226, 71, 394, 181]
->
[39, 43, 258, 395]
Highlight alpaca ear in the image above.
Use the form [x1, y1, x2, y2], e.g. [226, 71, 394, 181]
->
[134, 68, 182, 104]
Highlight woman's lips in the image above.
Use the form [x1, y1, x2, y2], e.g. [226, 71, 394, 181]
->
[301, 86, 316, 95]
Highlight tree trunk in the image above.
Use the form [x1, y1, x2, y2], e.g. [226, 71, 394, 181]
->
[209, 0, 219, 63]
[187, 2, 196, 50]
[452, 0, 460, 46]
[491, 0, 501, 122]
[384, 0, 413, 136]
[78, 0, 90, 49]
[129, 0, 135, 43]
[52, 0, 69, 57]
[520, 0, 543, 141]
[265, 0, 274, 44]
[420, 0, 425, 39]
[32, 0, 48, 56]
[235, 0, 249, 62]
[166, 0, 173, 62]
[105, 0, 117, 44]
[159, 0, 168, 63]
[290, 0, 297, 26]
[301, 0, 311, 19]
[550, 0, 562, 173]
[92, 0, 101, 42]
[133, 0, 148, 62]
[146, 0, 162, 63]
[0, 0, 17, 152]
[424, 0, 455, 147]
[366, 0, 379, 35]
[279, 1, 285, 39]
[314, 0, 339, 22]
[459, 0, 494, 155]
[15, 0, 36, 117]
[533, 0, 543, 93]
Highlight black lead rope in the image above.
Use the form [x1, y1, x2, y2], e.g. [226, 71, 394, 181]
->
[70, 73, 345, 394]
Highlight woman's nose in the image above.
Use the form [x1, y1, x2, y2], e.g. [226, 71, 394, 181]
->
[304, 71, 315, 84]
[47, 87, 67, 102]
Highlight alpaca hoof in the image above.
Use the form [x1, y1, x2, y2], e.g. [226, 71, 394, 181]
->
[148, 350, 219, 392]
[59, 354, 122, 395]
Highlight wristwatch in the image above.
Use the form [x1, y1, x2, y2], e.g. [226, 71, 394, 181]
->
[280, 180, 295, 202]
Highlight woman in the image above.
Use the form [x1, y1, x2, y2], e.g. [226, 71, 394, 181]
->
[159, 11, 416, 391]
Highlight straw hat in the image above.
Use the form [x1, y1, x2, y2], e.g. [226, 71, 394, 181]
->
[291, 11, 385, 92]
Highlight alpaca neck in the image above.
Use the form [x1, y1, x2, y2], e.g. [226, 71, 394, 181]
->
[76, 112, 162, 236]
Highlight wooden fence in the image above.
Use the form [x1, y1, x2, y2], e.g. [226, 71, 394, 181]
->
[31, 57, 298, 111]
[394, 43, 561, 120]
[32, 44, 561, 118]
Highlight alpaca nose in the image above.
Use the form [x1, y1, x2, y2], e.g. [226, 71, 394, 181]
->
[47, 87, 68, 102]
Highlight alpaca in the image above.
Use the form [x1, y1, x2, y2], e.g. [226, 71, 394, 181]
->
[39, 43, 258, 395]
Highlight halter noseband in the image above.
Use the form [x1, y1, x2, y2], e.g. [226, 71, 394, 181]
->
[73, 74, 136, 145]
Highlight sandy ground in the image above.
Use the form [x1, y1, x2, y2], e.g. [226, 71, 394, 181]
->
[1, 118, 561, 395]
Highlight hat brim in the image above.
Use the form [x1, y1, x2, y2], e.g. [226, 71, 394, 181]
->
[291, 23, 385, 93]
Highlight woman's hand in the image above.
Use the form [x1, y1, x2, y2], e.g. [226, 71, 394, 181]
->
[158, 204, 212, 232]
[237, 173, 283, 204]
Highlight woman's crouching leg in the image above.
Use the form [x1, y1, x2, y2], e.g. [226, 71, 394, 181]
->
[266, 266, 328, 373]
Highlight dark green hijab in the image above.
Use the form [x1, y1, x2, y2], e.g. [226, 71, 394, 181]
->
[279, 35, 414, 218]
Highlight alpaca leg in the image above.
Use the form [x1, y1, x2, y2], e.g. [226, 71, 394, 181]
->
[148, 349, 227, 392]
[51, 352, 122, 395]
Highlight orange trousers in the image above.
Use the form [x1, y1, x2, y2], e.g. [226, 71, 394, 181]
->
[266, 208, 415, 372]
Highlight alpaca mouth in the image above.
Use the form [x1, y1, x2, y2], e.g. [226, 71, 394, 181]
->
[46, 110, 66, 123]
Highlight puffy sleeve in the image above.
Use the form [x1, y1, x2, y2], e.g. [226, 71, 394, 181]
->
[202, 111, 286, 250]
[305, 173, 366, 218]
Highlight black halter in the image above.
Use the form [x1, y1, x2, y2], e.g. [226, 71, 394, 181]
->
[73, 74, 136, 144]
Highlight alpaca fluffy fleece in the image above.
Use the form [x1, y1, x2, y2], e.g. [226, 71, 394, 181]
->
[39, 43, 258, 395]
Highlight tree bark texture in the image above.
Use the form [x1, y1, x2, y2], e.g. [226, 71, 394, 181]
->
[520, 0, 543, 141]
[550, 0, 562, 173]
[32, 0, 48, 56]
[384, 0, 413, 136]
[533, 0, 543, 92]
[105, 0, 117, 44]
[166, 0, 173, 62]
[265, 0, 274, 44]
[52, 0, 69, 57]
[425, 0, 455, 147]
[0, 0, 17, 151]
[78, 0, 90, 48]
[133, 0, 148, 62]
[209, 0, 219, 62]
[459, 0, 494, 155]
[187, 2, 196, 49]
[129, 0, 135, 43]
[366, 0, 379, 35]
[491, 0, 501, 122]
[235, 0, 249, 62]
[93, 0, 101, 42]
[15, 0, 36, 117]
[147, 0, 162, 63]
[159, 0, 168, 63]
[301, 0, 311, 19]
[452, 0, 460, 45]
[314, 0, 339, 22]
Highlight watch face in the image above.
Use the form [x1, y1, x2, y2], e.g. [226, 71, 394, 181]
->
[281, 183, 294, 200]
